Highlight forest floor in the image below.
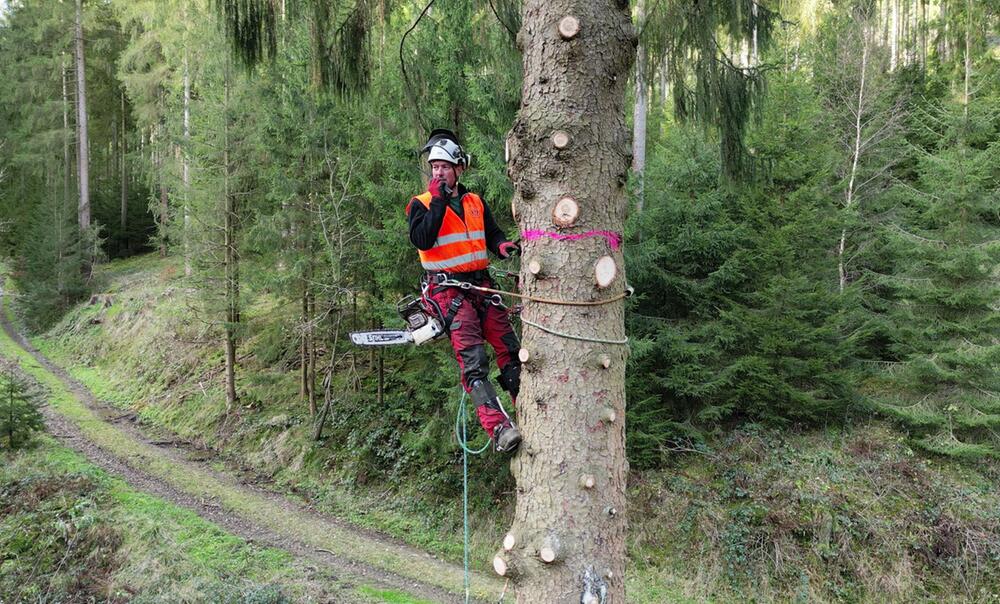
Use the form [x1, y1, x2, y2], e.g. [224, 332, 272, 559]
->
[0, 286, 504, 604]
[6, 254, 1000, 603]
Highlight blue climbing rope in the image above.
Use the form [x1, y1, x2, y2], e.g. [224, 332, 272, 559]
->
[455, 389, 491, 603]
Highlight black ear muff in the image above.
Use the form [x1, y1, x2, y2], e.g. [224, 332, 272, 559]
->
[421, 128, 461, 153]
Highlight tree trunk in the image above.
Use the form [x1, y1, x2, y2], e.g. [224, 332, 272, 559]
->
[121, 91, 128, 233]
[223, 64, 239, 412]
[839, 25, 870, 294]
[920, 0, 927, 66]
[963, 0, 971, 117]
[182, 5, 192, 276]
[63, 57, 72, 219]
[308, 291, 316, 415]
[631, 0, 647, 216]
[301, 283, 315, 413]
[74, 0, 90, 231]
[890, 0, 899, 70]
[503, 2, 633, 601]
[159, 177, 169, 257]
[941, 0, 950, 62]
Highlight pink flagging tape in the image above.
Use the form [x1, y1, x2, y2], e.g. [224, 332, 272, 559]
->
[521, 229, 622, 250]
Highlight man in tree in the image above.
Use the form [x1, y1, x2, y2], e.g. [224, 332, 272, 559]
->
[406, 129, 522, 453]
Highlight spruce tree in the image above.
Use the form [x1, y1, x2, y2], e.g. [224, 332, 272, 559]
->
[0, 368, 44, 450]
[872, 98, 1000, 457]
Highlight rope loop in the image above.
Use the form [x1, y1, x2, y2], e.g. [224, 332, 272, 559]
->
[439, 278, 632, 307]
[520, 316, 629, 345]
[455, 390, 490, 603]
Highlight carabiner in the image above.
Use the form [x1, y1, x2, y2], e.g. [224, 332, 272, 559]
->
[488, 293, 505, 307]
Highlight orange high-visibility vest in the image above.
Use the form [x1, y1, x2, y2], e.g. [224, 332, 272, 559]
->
[408, 191, 489, 273]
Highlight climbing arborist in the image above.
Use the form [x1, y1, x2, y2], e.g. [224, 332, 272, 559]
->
[406, 128, 522, 453]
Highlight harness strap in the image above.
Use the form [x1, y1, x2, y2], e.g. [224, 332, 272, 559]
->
[443, 293, 466, 331]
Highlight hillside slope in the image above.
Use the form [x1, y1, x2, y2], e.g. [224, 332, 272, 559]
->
[20, 253, 1000, 603]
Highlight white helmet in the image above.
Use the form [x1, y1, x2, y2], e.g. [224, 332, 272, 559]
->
[421, 129, 471, 168]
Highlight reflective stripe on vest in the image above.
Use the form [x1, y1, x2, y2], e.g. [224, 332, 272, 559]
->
[409, 191, 489, 273]
[435, 230, 486, 247]
[420, 250, 490, 271]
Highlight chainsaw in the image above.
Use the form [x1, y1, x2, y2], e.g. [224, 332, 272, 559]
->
[349, 295, 445, 347]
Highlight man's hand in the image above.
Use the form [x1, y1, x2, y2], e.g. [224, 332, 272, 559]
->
[498, 241, 520, 258]
[428, 178, 451, 199]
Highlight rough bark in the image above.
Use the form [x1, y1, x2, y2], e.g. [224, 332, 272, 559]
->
[63, 57, 72, 217]
[223, 66, 239, 412]
[121, 91, 128, 232]
[74, 0, 90, 231]
[504, 1, 633, 602]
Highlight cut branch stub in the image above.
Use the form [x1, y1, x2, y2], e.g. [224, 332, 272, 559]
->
[518, 347, 532, 364]
[503, 533, 517, 552]
[493, 550, 519, 577]
[601, 406, 617, 424]
[551, 130, 570, 149]
[592, 352, 612, 369]
[558, 15, 580, 39]
[528, 252, 558, 278]
[579, 473, 596, 489]
[594, 255, 617, 288]
[539, 534, 562, 563]
[552, 196, 579, 228]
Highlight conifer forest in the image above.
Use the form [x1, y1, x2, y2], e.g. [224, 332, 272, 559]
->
[1, 0, 999, 602]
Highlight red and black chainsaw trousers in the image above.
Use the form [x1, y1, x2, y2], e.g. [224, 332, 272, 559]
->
[423, 276, 520, 438]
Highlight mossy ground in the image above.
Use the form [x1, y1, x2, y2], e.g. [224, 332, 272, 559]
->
[11, 253, 1000, 603]
[0, 438, 353, 603]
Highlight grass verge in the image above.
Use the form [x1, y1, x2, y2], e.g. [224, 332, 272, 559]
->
[1, 437, 345, 603]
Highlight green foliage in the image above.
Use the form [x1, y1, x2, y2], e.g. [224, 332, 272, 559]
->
[624, 76, 853, 466]
[0, 0, 155, 329]
[0, 363, 44, 450]
[641, 0, 780, 179]
[15, 197, 94, 331]
[867, 94, 1000, 457]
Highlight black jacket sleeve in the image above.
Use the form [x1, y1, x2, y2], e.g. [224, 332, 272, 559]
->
[407, 195, 447, 251]
[481, 199, 510, 257]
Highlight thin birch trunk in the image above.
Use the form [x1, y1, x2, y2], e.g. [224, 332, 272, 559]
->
[839, 25, 870, 293]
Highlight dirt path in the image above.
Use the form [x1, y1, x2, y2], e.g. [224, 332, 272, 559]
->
[0, 294, 505, 604]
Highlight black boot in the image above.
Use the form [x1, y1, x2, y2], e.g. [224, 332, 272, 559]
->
[470, 379, 521, 453]
[493, 421, 522, 453]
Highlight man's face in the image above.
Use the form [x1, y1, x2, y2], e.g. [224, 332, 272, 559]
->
[430, 160, 462, 190]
